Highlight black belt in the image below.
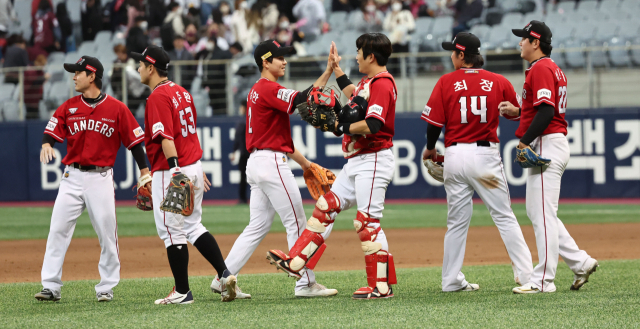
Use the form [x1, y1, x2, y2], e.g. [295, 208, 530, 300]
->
[451, 141, 491, 147]
[72, 163, 97, 170]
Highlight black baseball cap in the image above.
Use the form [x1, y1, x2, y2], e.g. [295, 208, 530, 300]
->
[130, 45, 171, 70]
[512, 20, 552, 44]
[254, 39, 294, 68]
[63, 55, 104, 79]
[442, 32, 481, 55]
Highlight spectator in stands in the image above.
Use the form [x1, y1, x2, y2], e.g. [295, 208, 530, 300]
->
[384, 0, 415, 53]
[231, 0, 260, 54]
[168, 34, 195, 90]
[292, 0, 326, 42]
[201, 0, 219, 26]
[229, 41, 243, 58]
[352, 0, 384, 33]
[184, 6, 201, 29]
[407, 0, 434, 18]
[451, 0, 483, 36]
[33, 0, 62, 54]
[332, 0, 361, 12]
[24, 54, 50, 120]
[31, 0, 53, 21]
[197, 23, 230, 52]
[0, 0, 18, 29]
[3, 35, 28, 84]
[108, 0, 129, 32]
[124, 0, 145, 38]
[56, 3, 73, 53]
[200, 37, 232, 115]
[271, 14, 303, 44]
[112, 44, 150, 114]
[232, 99, 250, 203]
[183, 23, 200, 55]
[126, 16, 150, 54]
[81, 0, 103, 41]
[148, 0, 167, 28]
[164, 1, 185, 37]
[210, 1, 235, 45]
[254, 0, 279, 40]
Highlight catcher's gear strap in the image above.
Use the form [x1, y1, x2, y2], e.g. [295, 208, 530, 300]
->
[354, 211, 382, 255]
[288, 229, 326, 271]
[353, 72, 397, 102]
[310, 87, 336, 107]
[520, 103, 555, 145]
[364, 251, 397, 294]
[426, 123, 443, 150]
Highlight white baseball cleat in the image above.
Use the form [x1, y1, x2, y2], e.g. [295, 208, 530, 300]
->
[295, 283, 338, 297]
[456, 283, 480, 292]
[513, 282, 556, 294]
[96, 291, 113, 302]
[34, 288, 61, 301]
[571, 258, 598, 291]
[211, 276, 251, 299]
[154, 287, 194, 304]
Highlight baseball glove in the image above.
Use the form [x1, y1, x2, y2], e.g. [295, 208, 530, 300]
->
[422, 153, 444, 183]
[304, 163, 336, 200]
[135, 173, 153, 211]
[296, 86, 340, 132]
[160, 173, 195, 216]
[516, 146, 551, 168]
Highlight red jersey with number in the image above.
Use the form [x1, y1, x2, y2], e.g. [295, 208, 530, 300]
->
[33, 11, 58, 49]
[245, 78, 299, 153]
[144, 80, 203, 172]
[342, 71, 396, 157]
[422, 68, 520, 147]
[515, 57, 568, 138]
[43, 94, 144, 166]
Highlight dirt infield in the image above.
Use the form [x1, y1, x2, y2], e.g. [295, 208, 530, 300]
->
[2, 223, 639, 283]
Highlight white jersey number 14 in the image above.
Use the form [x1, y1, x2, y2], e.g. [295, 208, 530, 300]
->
[459, 96, 488, 124]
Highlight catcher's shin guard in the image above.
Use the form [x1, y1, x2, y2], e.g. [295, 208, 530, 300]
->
[352, 251, 396, 299]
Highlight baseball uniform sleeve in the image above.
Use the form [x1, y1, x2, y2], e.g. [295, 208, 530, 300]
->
[268, 83, 299, 114]
[43, 102, 67, 142]
[500, 75, 521, 121]
[147, 93, 175, 141]
[118, 104, 145, 149]
[531, 66, 556, 108]
[365, 78, 394, 123]
[421, 78, 446, 127]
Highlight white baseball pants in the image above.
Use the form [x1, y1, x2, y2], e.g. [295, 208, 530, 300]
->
[152, 161, 209, 248]
[224, 150, 333, 291]
[526, 134, 592, 292]
[442, 142, 533, 291]
[41, 166, 120, 294]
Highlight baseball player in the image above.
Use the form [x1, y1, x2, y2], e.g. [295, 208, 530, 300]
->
[499, 21, 598, 294]
[36, 56, 148, 302]
[421, 33, 533, 292]
[210, 39, 339, 298]
[133, 46, 237, 304]
[267, 33, 400, 299]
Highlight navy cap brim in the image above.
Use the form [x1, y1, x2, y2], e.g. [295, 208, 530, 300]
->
[63, 63, 85, 73]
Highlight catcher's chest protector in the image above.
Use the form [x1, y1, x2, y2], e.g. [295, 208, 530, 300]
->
[342, 73, 398, 159]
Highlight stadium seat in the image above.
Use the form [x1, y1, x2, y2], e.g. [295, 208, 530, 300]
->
[499, 13, 523, 27]
[556, 1, 576, 13]
[618, 20, 640, 39]
[550, 46, 567, 68]
[595, 24, 619, 42]
[47, 52, 66, 65]
[608, 37, 630, 67]
[94, 31, 113, 45]
[328, 12, 348, 31]
[415, 17, 433, 35]
[469, 24, 490, 41]
[588, 40, 609, 68]
[0, 84, 15, 101]
[630, 38, 640, 66]
[64, 52, 80, 64]
[48, 81, 71, 107]
[522, 12, 544, 24]
[576, 0, 599, 12]
[619, 0, 640, 12]
[563, 39, 586, 68]
[67, 0, 82, 23]
[500, 0, 521, 12]
[549, 22, 573, 43]
[544, 12, 567, 24]
[1, 101, 20, 121]
[484, 26, 511, 50]
[39, 100, 50, 120]
[78, 41, 98, 57]
[430, 16, 454, 40]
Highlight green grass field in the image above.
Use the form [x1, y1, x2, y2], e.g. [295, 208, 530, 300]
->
[2, 203, 639, 328]
[2, 203, 640, 240]
[2, 260, 639, 328]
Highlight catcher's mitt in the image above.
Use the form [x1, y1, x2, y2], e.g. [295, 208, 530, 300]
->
[134, 173, 153, 211]
[160, 173, 195, 216]
[422, 153, 444, 183]
[296, 87, 340, 132]
[304, 163, 336, 200]
[516, 146, 551, 168]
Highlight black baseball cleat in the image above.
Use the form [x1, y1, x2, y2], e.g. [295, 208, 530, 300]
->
[266, 250, 303, 280]
[352, 286, 394, 300]
[35, 288, 61, 301]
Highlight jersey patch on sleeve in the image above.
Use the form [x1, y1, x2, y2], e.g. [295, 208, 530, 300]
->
[152, 122, 165, 134]
[537, 88, 552, 99]
[277, 89, 295, 103]
[45, 120, 57, 131]
[133, 127, 144, 137]
[368, 104, 384, 116]
[422, 105, 432, 116]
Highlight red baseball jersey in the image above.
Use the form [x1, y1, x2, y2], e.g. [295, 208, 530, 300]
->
[422, 68, 520, 147]
[245, 78, 299, 153]
[33, 11, 58, 49]
[144, 80, 203, 172]
[343, 71, 396, 157]
[515, 57, 568, 139]
[43, 95, 144, 167]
